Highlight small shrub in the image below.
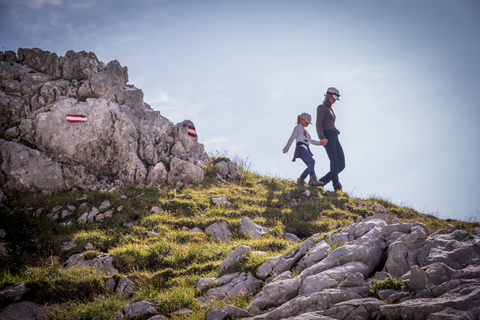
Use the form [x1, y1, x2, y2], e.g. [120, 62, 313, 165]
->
[370, 274, 409, 297]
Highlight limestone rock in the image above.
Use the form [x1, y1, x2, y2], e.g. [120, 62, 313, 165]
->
[205, 306, 227, 320]
[214, 160, 242, 180]
[295, 240, 332, 273]
[256, 238, 315, 280]
[247, 288, 362, 319]
[147, 162, 168, 184]
[219, 245, 251, 274]
[409, 265, 429, 291]
[246, 276, 302, 314]
[167, 157, 204, 185]
[106, 278, 117, 293]
[1, 48, 209, 192]
[223, 305, 249, 318]
[197, 277, 218, 292]
[284, 233, 301, 242]
[298, 261, 369, 296]
[63, 253, 118, 275]
[116, 276, 136, 298]
[196, 272, 260, 305]
[338, 272, 365, 287]
[0, 283, 30, 302]
[212, 197, 231, 207]
[123, 301, 157, 318]
[240, 216, 269, 239]
[98, 200, 111, 211]
[0, 301, 52, 320]
[205, 221, 233, 242]
[428, 308, 474, 320]
[0, 139, 66, 191]
[379, 283, 480, 319]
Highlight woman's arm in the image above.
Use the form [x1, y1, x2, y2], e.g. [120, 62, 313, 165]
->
[316, 105, 328, 140]
[316, 105, 329, 145]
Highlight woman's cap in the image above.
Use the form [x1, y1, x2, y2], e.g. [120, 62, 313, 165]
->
[326, 87, 341, 101]
[299, 112, 312, 124]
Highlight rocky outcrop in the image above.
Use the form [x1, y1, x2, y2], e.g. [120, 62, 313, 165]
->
[188, 215, 480, 319]
[239, 218, 480, 320]
[0, 48, 209, 191]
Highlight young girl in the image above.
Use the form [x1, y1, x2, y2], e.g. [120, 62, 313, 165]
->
[283, 112, 325, 186]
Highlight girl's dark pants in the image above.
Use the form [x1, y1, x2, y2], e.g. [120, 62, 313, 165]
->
[298, 147, 315, 180]
[319, 129, 345, 190]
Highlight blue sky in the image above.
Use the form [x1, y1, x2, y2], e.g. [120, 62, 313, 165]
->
[1, 0, 479, 221]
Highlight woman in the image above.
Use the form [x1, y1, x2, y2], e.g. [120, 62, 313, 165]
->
[316, 87, 345, 191]
[283, 112, 324, 186]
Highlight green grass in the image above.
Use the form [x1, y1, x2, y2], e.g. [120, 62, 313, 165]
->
[0, 162, 478, 318]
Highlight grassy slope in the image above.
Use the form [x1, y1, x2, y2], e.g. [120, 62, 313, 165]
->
[0, 165, 478, 319]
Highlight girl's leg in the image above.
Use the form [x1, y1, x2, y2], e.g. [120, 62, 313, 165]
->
[299, 147, 315, 179]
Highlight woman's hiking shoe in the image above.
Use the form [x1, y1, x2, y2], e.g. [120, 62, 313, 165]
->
[297, 178, 305, 184]
[334, 182, 343, 191]
[308, 177, 325, 186]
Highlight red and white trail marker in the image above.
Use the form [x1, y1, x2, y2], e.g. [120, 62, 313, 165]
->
[187, 125, 197, 138]
[66, 114, 87, 123]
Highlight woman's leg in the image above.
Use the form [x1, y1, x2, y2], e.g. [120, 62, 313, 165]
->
[320, 130, 345, 189]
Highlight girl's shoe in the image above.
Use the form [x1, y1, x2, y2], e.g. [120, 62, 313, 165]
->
[308, 177, 324, 186]
[297, 178, 305, 184]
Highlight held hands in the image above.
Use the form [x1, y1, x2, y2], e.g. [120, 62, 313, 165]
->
[320, 139, 328, 146]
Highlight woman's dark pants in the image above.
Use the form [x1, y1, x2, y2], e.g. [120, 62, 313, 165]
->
[319, 129, 345, 190]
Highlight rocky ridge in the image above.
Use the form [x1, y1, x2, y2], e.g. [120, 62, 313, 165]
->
[0, 48, 241, 192]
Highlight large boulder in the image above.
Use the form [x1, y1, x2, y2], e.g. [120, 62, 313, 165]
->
[18, 97, 147, 189]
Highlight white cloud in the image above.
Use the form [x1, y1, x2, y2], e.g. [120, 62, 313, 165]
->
[150, 90, 173, 104]
[27, 0, 62, 8]
[203, 137, 227, 144]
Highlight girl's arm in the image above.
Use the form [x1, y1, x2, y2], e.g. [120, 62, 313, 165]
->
[307, 133, 321, 146]
[283, 125, 302, 153]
